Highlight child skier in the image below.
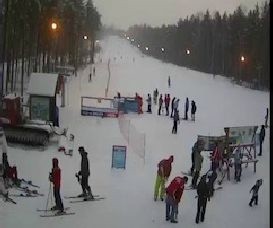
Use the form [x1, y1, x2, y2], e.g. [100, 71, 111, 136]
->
[146, 94, 152, 113]
[249, 179, 262, 207]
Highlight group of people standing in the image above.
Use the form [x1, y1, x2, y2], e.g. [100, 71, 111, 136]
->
[147, 90, 197, 134]
[153, 152, 213, 224]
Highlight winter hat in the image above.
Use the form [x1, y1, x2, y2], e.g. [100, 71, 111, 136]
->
[52, 158, 58, 168]
[78, 146, 85, 152]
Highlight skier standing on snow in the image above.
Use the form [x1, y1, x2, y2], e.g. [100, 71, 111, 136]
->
[184, 97, 189, 120]
[258, 125, 265, 156]
[234, 147, 243, 182]
[49, 158, 64, 212]
[172, 110, 180, 134]
[170, 97, 176, 118]
[195, 175, 210, 224]
[192, 144, 204, 188]
[146, 94, 152, 113]
[77, 146, 94, 199]
[206, 170, 217, 198]
[153, 90, 157, 105]
[154, 155, 174, 201]
[173, 98, 180, 113]
[158, 94, 163, 115]
[168, 76, 171, 88]
[190, 140, 203, 176]
[165, 176, 188, 223]
[191, 100, 197, 121]
[249, 179, 262, 207]
[164, 94, 170, 116]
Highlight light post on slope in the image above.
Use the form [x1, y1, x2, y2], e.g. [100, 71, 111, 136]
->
[186, 49, 190, 69]
[239, 55, 246, 84]
[161, 47, 165, 61]
[50, 21, 58, 72]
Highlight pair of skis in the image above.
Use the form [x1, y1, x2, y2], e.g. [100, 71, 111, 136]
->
[38, 207, 75, 217]
[64, 194, 105, 203]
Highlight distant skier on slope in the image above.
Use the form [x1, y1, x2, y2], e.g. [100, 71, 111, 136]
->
[191, 100, 197, 121]
[168, 76, 171, 88]
[146, 94, 152, 113]
[170, 97, 176, 118]
[172, 110, 180, 134]
[158, 94, 163, 115]
[164, 94, 170, 116]
[184, 97, 189, 120]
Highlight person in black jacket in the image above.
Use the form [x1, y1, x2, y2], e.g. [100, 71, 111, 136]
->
[195, 175, 210, 224]
[185, 97, 189, 120]
[206, 170, 217, 197]
[258, 125, 265, 156]
[172, 110, 180, 134]
[77, 146, 94, 198]
[191, 100, 197, 121]
[170, 97, 176, 118]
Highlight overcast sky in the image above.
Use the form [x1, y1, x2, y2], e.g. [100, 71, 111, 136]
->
[92, 0, 266, 30]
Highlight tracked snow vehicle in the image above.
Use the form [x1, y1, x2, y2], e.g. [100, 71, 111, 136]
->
[0, 95, 54, 146]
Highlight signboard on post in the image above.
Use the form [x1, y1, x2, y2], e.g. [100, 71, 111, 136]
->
[111, 145, 126, 169]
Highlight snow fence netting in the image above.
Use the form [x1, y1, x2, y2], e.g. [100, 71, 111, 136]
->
[118, 115, 145, 161]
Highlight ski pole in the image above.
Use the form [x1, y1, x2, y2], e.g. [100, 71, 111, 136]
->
[45, 181, 52, 211]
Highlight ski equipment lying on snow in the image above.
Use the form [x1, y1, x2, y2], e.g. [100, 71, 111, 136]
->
[17, 179, 40, 188]
[64, 194, 99, 199]
[10, 193, 44, 197]
[1, 195, 17, 204]
[69, 196, 105, 203]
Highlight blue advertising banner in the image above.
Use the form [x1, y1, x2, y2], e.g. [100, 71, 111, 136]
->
[112, 145, 126, 169]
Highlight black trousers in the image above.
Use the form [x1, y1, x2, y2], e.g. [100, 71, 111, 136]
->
[158, 105, 162, 115]
[54, 187, 64, 211]
[165, 106, 169, 116]
[172, 121, 178, 134]
[190, 152, 195, 176]
[170, 108, 174, 117]
[81, 175, 90, 194]
[196, 197, 207, 223]
[192, 170, 200, 187]
[147, 105, 152, 113]
[249, 195, 258, 206]
[259, 140, 263, 155]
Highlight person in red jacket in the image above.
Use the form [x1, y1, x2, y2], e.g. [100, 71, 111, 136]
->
[164, 94, 170, 116]
[165, 176, 188, 223]
[211, 142, 223, 172]
[49, 158, 64, 212]
[154, 155, 174, 201]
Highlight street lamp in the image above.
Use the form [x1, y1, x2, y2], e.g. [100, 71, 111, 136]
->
[51, 22, 57, 30]
[83, 35, 88, 40]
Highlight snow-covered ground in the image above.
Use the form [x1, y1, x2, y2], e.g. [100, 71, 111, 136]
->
[1, 35, 269, 228]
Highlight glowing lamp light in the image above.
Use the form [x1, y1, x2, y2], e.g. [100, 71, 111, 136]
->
[83, 35, 88, 40]
[127, 37, 130, 40]
[161, 47, 165, 52]
[186, 49, 190, 55]
[51, 22, 57, 30]
[241, 56, 245, 62]
[145, 47, 149, 51]
[137, 44, 140, 48]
